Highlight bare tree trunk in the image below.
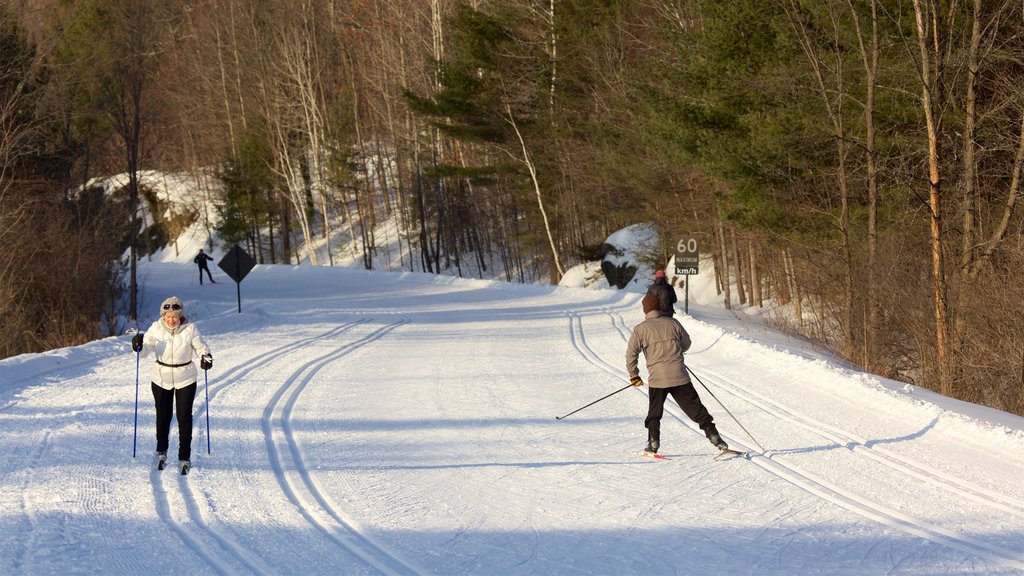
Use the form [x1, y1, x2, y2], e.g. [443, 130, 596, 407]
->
[785, 249, 803, 328]
[505, 103, 564, 281]
[731, 227, 746, 305]
[845, 0, 880, 370]
[964, 0, 1024, 279]
[347, 63, 368, 261]
[711, 250, 723, 296]
[968, 115, 1024, 278]
[717, 221, 731, 310]
[912, 0, 952, 394]
[748, 239, 762, 307]
[214, 26, 237, 158]
[959, 0, 982, 279]
[547, 0, 557, 116]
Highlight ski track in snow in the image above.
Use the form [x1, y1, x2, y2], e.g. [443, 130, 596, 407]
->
[261, 314, 426, 576]
[4, 264, 1024, 575]
[154, 314, 427, 575]
[146, 320, 365, 576]
[592, 307, 1024, 572]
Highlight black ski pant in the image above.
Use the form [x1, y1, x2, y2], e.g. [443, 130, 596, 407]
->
[198, 264, 214, 284]
[152, 382, 197, 461]
[645, 383, 717, 444]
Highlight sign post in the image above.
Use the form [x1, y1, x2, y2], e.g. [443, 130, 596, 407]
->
[217, 244, 256, 313]
[674, 238, 700, 314]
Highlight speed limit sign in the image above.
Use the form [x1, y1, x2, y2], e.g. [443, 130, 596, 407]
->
[675, 238, 699, 275]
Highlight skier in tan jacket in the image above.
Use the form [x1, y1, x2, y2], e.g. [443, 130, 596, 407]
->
[626, 292, 728, 455]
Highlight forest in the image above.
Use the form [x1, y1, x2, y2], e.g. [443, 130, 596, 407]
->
[1, 0, 1022, 416]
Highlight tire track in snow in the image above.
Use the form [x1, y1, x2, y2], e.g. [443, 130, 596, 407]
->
[148, 320, 367, 575]
[263, 315, 428, 576]
[575, 307, 1024, 572]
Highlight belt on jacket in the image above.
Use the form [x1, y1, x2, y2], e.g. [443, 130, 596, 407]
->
[156, 359, 192, 368]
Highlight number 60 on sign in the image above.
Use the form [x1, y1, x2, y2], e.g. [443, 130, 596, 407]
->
[674, 238, 699, 276]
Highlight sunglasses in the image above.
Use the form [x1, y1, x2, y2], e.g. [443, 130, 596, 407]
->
[162, 303, 182, 311]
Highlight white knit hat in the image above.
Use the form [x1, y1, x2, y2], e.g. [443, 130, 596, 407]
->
[160, 296, 184, 315]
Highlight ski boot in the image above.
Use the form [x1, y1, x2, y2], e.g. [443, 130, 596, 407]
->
[643, 439, 660, 455]
[156, 451, 167, 470]
[179, 460, 192, 476]
[707, 433, 729, 451]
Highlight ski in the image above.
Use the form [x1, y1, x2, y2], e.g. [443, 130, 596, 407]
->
[713, 449, 746, 461]
[636, 449, 745, 461]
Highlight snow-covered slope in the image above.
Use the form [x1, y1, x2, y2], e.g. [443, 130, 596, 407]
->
[1, 261, 1022, 575]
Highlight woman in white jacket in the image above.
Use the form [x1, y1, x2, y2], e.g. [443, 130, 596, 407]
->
[131, 296, 212, 474]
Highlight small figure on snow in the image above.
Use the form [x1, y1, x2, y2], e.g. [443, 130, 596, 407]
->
[626, 292, 727, 456]
[646, 269, 676, 316]
[194, 249, 216, 285]
[131, 296, 213, 474]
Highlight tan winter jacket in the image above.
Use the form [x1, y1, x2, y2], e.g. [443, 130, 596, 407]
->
[140, 318, 211, 390]
[625, 311, 692, 389]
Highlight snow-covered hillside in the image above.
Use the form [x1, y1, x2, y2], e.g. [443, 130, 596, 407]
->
[1, 260, 1023, 575]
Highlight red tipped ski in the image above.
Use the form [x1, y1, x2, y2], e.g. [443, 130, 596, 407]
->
[642, 452, 670, 460]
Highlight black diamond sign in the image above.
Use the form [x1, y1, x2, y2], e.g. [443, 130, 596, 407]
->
[218, 244, 256, 284]
[218, 245, 256, 313]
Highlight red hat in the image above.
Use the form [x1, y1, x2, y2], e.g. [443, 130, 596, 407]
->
[655, 270, 666, 278]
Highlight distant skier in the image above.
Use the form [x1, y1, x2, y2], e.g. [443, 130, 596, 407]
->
[626, 292, 727, 456]
[131, 296, 213, 475]
[194, 249, 215, 284]
[646, 269, 676, 316]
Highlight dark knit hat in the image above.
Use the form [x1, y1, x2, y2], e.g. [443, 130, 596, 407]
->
[642, 292, 659, 315]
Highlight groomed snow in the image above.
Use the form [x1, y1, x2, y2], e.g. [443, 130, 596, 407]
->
[2, 261, 1023, 575]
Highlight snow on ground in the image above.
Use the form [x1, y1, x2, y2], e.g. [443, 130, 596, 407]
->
[2, 260, 1024, 575]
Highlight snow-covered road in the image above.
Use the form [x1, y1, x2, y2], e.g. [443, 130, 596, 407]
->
[2, 262, 1022, 575]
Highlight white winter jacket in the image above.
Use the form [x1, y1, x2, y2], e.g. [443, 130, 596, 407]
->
[140, 318, 211, 390]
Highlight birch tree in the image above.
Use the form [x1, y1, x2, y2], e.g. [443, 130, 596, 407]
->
[911, 0, 952, 394]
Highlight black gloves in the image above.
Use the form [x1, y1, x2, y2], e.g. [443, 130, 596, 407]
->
[131, 333, 144, 352]
[200, 354, 213, 370]
[630, 375, 644, 387]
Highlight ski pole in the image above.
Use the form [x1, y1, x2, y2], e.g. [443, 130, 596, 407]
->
[204, 369, 211, 454]
[556, 382, 635, 420]
[686, 366, 765, 451]
[133, 350, 140, 458]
